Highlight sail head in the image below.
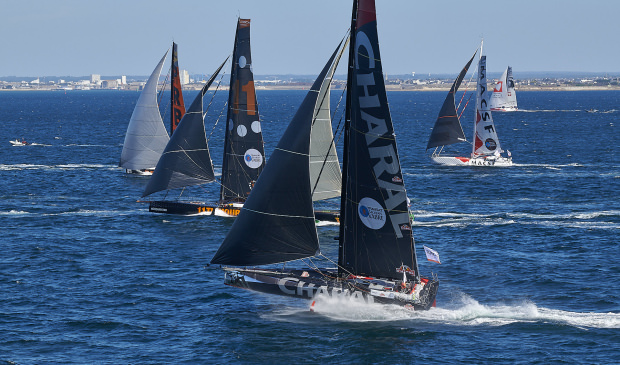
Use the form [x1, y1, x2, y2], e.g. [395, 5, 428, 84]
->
[170, 42, 186, 133]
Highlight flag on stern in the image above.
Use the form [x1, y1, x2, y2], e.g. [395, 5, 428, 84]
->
[423, 246, 441, 264]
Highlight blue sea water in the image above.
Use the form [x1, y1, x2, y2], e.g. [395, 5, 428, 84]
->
[1, 89, 618, 364]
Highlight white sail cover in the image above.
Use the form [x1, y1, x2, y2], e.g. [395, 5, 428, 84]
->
[120, 51, 170, 170]
[472, 55, 503, 157]
[309, 39, 347, 202]
[489, 66, 517, 111]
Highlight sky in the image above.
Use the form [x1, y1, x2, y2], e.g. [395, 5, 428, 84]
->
[2, 0, 619, 78]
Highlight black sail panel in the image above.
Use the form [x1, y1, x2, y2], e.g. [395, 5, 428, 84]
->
[142, 59, 228, 197]
[426, 51, 476, 150]
[339, 0, 417, 281]
[211, 43, 344, 266]
[220, 18, 266, 204]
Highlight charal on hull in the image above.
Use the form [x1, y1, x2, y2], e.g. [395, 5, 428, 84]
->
[426, 42, 513, 167]
[211, 0, 439, 310]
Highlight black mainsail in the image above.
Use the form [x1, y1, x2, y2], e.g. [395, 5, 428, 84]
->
[426, 51, 477, 150]
[142, 59, 228, 198]
[211, 0, 439, 310]
[220, 18, 266, 204]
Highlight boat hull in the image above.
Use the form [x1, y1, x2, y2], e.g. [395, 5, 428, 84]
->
[147, 201, 340, 222]
[431, 155, 513, 167]
[221, 268, 439, 311]
[10, 140, 28, 146]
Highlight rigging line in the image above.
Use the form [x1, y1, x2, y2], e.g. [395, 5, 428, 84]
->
[456, 68, 477, 111]
[206, 62, 230, 142]
[158, 69, 171, 106]
[241, 206, 315, 219]
[458, 93, 474, 120]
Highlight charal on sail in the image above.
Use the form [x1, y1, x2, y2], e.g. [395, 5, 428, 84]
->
[120, 42, 186, 176]
[210, 0, 439, 310]
[427, 42, 513, 166]
[489, 66, 518, 112]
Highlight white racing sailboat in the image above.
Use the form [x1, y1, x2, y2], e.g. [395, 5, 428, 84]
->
[489, 66, 518, 112]
[427, 42, 513, 167]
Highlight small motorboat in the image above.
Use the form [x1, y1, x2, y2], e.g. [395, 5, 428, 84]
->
[10, 139, 29, 146]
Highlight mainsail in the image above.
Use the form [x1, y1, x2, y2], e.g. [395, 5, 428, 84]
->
[120, 51, 170, 170]
[211, 41, 346, 266]
[142, 59, 228, 197]
[170, 42, 186, 133]
[338, 0, 417, 281]
[426, 51, 477, 150]
[219, 18, 266, 204]
[489, 66, 517, 111]
[472, 55, 503, 157]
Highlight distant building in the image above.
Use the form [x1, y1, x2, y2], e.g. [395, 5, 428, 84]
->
[91, 74, 101, 83]
[180, 70, 190, 85]
[121, 75, 127, 85]
[101, 80, 118, 89]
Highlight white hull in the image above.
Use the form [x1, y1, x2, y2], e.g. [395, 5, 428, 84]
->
[10, 140, 28, 146]
[431, 155, 513, 167]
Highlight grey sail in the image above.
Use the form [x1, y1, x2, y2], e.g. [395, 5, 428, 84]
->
[211, 42, 345, 266]
[142, 58, 228, 197]
[309, 38, 348, 202]
[120, 51, 170, 170]
[426, 51, 477, 150]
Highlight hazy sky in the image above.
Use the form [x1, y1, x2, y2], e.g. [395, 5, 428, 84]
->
[2, 0, 619, 77]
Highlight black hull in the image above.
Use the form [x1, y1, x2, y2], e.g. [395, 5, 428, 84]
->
[222, 268, 438, 311]
[148, 201, 340, 222]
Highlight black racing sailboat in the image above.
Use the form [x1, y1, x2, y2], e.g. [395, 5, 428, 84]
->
[210, 0, 439, 310]
[144, 18, 266, 217]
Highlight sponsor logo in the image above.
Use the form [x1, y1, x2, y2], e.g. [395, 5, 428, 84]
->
[276, 277, 374, 303]
[485, 138, 497, 150]
[392, 176, 402, 183]
[358, 197, 386, 230]
[400, 224, 411, 231]
[243, 148, 263, 169]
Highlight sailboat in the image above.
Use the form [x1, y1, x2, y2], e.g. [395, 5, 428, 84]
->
[210, 0, 439, 310]
[427, 44, 513, 166]
[489, 66, 518, 112]
[120, 43, 186, 175]
[143, 18, 267, 217]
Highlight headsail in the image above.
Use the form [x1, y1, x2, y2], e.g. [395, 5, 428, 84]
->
[211, 42, 346, 266]
[142, 58, 228, 197]
[120, 51, 170, 170]
[426, 51, 477, 150]
[170, 42, 186, 133]
[219, 18, 266, 204]
[309, 37, 348, 202]
[489, 66, 518, 111]
[472, 55, 503, 157]
[339, 0, 417, 281]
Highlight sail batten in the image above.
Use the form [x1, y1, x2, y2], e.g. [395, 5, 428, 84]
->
[142, 58, 228, 197]
[120, 51, 170, 170]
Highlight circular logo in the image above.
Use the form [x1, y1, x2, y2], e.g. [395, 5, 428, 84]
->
[237, 124, 247, 137]
[251, 120, 261, 133]
[357, 197, 386, 230]
[228, 119, 234, 131]
[239, 56, 247, 68]
[485, 138, 497, 151]
[243, 148, 263, 169]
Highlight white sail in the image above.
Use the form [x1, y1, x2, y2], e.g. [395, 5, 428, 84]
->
[309, 39, 347, 202]
[120, 51, 170, 171]
[489, 66, 517, 111]
[472, 55, 503, 157]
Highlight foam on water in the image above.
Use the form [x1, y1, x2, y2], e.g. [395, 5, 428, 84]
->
[306, 293, 620, 329]
[0, 163, 116, 171]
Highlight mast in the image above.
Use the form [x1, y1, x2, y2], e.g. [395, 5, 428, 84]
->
[170, 42, 186, 134]
[472, 40, 483, 157]
[220, 18, 265, 204]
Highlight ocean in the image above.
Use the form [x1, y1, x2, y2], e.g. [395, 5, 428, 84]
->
[1, 89, 618, 364]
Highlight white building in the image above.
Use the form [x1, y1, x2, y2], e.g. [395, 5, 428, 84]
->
[121, 75, 127, 85]
[91, 74, 101, 83]
[180, 70, 190, 85]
